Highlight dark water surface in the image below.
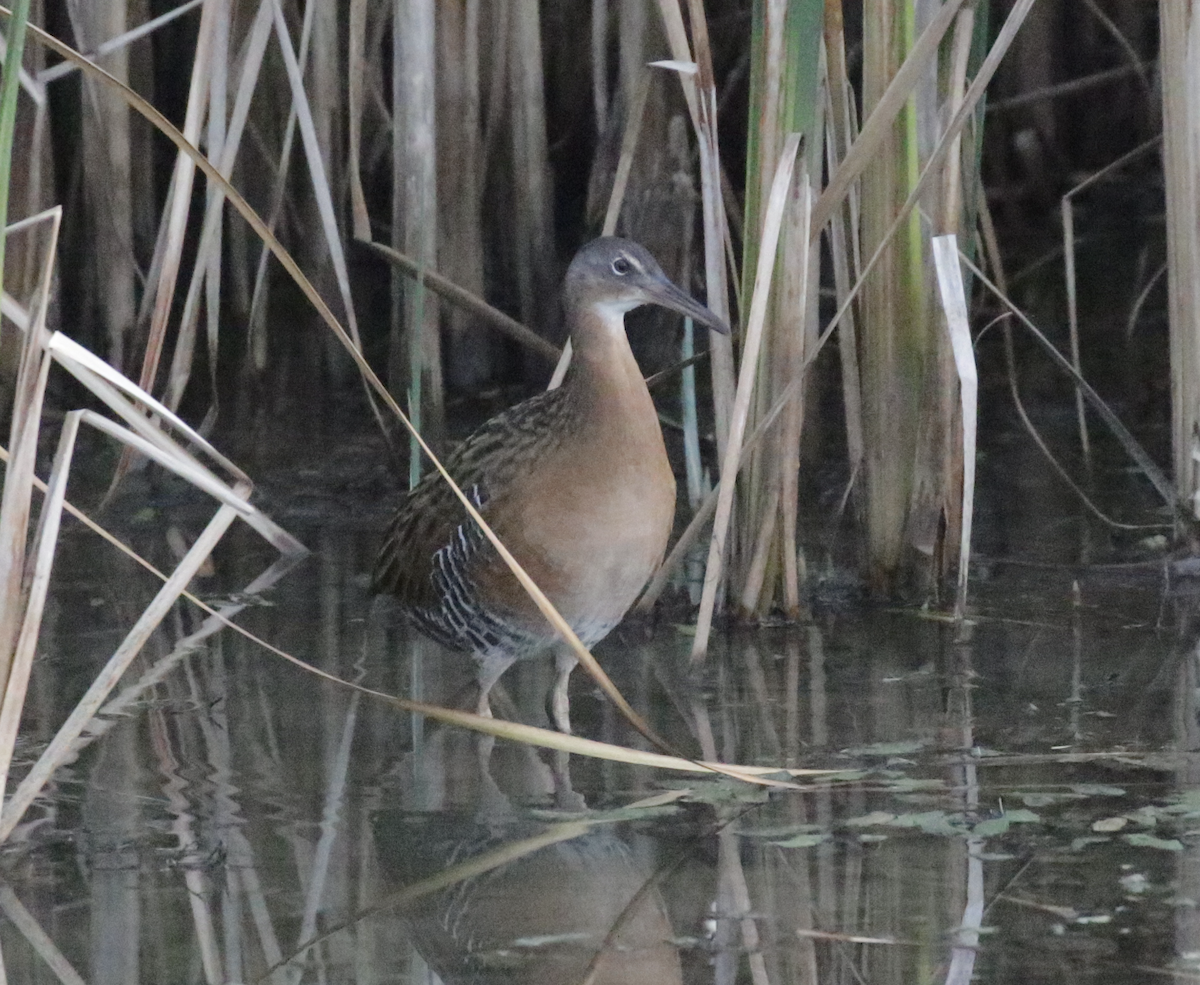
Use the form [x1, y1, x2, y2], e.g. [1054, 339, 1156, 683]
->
[5, 349, 1196, 985]
[6, 480, 1196, 985]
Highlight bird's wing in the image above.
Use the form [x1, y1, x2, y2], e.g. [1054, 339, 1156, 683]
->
[371, 387, 567, 612]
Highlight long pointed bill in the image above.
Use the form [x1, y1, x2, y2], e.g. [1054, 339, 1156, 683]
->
[646, 276, 730, 335]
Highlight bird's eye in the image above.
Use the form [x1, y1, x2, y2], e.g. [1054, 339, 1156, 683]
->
[611, 257, 632, 276]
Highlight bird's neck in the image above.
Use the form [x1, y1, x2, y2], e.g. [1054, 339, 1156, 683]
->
[565, 303, 648, 413]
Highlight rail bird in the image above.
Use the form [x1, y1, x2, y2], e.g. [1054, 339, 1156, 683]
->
[373, 237, 728, 732]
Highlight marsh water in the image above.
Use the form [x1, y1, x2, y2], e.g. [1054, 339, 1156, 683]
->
[3, 377, 1195, 985]
[6, 238, 1197, 985]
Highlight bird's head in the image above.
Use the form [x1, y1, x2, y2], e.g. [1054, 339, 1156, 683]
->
[564, 237, 729, 336]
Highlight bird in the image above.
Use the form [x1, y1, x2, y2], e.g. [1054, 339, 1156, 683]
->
[372, 236, 728, 733]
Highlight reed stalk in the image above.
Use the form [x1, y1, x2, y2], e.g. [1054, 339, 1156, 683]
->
[1150, 0, 1196, 511]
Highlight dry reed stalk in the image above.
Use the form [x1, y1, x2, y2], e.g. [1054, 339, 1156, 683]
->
[592, 0, 608, 131]
[1058, 136, 1164, 479]
[0, 884, 85, 985]
[132, 0, 215, 398]
[939, 6, 975, 234]
[39, 0, 202, 85]
[202, 0, 230, 419]
[775, 167, 815, 617]
[358, 240, 559, 361]
[811, 0, 966, 241]
[1061, 197, 1092, 469]
[0, 207, 56, 803]
[392, 0, 441, 474]
[348, 0, 369, 239]
[824, 103, 865, 497]
[931, 235, 976, 619]
[437, 0, 488, 390]
[806, 0, 1038, 589]
[478, 0, 509, 183]
[246, 0, 312, 370]
[739, 485, 780, 616]
[692, 133, 802, 662]
[858, 0, 929, 590]
[165, 0, 273, 412]
[0, 289, 45, 682]
[0, 303, 306, 838]
[906, 3, 976, 590]
[508, 0, 555, 335]
[267, 0, 365, 369]
[656, 0, 735, 460]
[291, 693, 360, 982]
[65, 0, 136, 369]
[960, 247, 1177, 511]
[822, 15, 866, 501]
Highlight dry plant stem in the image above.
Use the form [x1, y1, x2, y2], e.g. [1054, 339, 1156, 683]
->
[805, 0, 1040, 491]
[348, 0, 370, 239]
[1080, 0, 1152, 96]
[48, 337, 300, 552]
[2, 16, 678, 765]
[359, 240, 560, 362]
[931, 236, 977, 620]
[0, 884, 86, 985]
[602, 70, 652, 236]
[508, 0, 555, 333]
[166, 0, 274, 412]
[136, 0, 216, 398]
[988, 62, 1152, 113]
[0, 498, 242, 842]
[1161, 0, 1200, 511]
[976, 203, 1167, 533]
[823, 91, 864, 484]
[811, 0, 967, 239]
[1127, 262, 1166, 340]
[1061, 198, 1092, 468]
[291, 694, 359, 981]
[0, 208, 56, 700]
[740, 485, 780, 615]
[655, 0, 735, 460]
[959, 248, 1178, 513]
[940, 5, 975, 234]
[592, 0, 607, 131]
[267, 0, 366, 364]
[38, 0, 203, 84]
[392, 0, 440, 463]
[0, 399, 75, 806]
[777, 170, 814, 617]
[692, 134, 801, 662]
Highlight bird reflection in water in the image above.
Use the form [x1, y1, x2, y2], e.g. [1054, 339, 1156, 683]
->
[373, 725, 683, 985]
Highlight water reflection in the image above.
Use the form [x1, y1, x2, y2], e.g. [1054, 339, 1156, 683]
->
[0, 509, 1193, 983]
[375, 726, 682, 985]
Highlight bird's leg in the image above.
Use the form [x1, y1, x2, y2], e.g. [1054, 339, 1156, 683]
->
[474, 652, 517, 767]
[475, 652, 518, 719]
[549, 650, 578, 734]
